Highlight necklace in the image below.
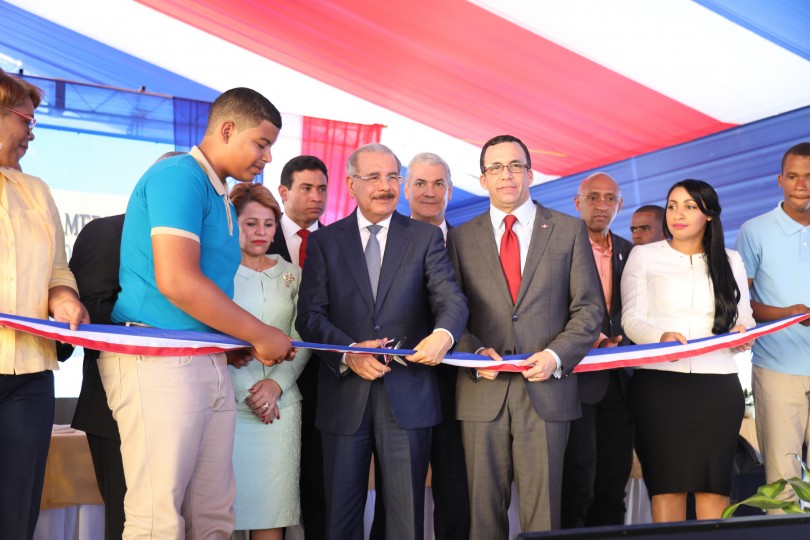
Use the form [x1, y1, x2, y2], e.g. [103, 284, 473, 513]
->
[243, 256, 269, 273]
[243, 255, 277, 273]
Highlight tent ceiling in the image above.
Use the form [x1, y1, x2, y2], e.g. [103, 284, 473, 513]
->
[3, 0, 810, 199]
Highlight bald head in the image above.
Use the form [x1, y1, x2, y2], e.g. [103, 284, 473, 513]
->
[574, 172, 623, 235]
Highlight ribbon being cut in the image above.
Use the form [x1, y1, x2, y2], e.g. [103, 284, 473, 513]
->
[1, 312, 808, 373]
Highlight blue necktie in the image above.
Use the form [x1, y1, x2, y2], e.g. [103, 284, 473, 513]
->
[365, 224, 382, 300]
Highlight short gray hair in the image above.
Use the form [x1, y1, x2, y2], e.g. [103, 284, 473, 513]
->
[346, 143, 401, 176]
[405, 152, 452, 185]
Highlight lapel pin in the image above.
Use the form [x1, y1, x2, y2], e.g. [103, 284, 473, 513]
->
[619, 253, 623, 261]
[541, 223, 548, 229]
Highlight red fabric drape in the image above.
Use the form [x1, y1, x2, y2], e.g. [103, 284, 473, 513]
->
[301, 117, 383, 225]
[140, 0, 733, 177]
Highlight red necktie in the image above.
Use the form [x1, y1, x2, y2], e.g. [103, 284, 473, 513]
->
[297, 229, 310, 268]
[500, 214, 521, 303]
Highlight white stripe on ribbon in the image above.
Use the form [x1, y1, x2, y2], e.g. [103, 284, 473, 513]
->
[1, 312, 807, 372]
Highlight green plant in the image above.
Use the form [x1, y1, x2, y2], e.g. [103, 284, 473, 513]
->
[723, 454, 810, 517]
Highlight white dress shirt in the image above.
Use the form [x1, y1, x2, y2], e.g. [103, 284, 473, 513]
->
[280, 213, 320, 268]
[488, 198, 536, 272]
[621, 240, 755, 373]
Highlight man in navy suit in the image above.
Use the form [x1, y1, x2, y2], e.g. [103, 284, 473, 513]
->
[372, 151, 470, 540]
[296, 143, 468, 540]
[268, 154, 329, 539]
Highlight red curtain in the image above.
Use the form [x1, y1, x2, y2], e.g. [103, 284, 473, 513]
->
[302, 117, 383, 225]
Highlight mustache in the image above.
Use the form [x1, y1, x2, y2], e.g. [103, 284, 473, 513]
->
[372, 193, 396, 201]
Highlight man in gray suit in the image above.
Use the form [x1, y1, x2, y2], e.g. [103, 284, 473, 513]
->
[447, 134, 603, 538]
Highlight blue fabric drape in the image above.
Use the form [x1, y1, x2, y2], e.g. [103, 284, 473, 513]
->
[172, 97, 210, 152]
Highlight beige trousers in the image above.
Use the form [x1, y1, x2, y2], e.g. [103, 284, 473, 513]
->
[752, 364, 810, 504]
[99, 352, 236, 539]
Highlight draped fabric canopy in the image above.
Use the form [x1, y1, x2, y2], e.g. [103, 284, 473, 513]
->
[2, 0, 810, 236]
[134, 0, 810, 182]
[138, 0, 734, 178]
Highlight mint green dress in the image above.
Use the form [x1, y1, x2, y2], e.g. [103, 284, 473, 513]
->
[230, 255, 310, 530]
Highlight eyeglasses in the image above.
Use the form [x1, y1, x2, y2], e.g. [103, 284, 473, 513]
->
[630, 225, 653, 234]
[578, 193, 620, 205]
[483, 161, 529, 176]
[352, 173, 403, 185]
[0, 104, 36, 132]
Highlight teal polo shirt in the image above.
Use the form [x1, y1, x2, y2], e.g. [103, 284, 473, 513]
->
[737, 203, 810, 375]
[112, 147, 241, 332]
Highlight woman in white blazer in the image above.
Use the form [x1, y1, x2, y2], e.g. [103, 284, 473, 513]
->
[621, 179, 755, 523]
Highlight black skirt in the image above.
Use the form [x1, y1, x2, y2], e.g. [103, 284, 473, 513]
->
[629, 369, 744, 496]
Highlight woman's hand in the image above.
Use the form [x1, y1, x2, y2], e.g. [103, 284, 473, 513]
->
[246, 378, 283, 424]
[730, 324, 756, 353]
[660, 332, 687, 345]
[49, 286, 90, 330]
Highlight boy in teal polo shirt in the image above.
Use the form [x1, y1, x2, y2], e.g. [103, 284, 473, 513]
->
[99, 88, 294, 539]
[737, 141, 810, 507]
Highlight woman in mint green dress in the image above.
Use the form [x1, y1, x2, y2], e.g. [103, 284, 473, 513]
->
[229, 182, 310, 540]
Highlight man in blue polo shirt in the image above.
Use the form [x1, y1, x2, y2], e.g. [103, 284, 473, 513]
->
[99, 87, 294, 539]
[737, 141, 810, 506]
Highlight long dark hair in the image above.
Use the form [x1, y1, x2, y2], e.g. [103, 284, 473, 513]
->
[663, 179, 739, 334]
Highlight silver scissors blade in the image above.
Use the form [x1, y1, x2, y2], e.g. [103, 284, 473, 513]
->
[383, 337, 408, 366]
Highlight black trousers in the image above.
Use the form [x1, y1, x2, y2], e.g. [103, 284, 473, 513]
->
[561, 371, 634, 528]
[86, 433, 127, 540]
[0, 371, 54, 540]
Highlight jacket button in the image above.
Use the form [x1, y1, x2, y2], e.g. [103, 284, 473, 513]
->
[374, 325, 381, 332]
[512, 315, 519, 321]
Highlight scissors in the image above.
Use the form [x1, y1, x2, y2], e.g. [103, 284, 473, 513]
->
[382, 337, 408, 366]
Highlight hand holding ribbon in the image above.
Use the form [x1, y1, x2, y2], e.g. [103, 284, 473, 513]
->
[346, 338, 391, 380]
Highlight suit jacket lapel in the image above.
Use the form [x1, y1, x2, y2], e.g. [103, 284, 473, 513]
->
[516, 202, 554, 308]
[271, 224, 291, 263]
[375, 212, 411, 311]
[472, 213, 514, 307]
[336, 210, 375, 312]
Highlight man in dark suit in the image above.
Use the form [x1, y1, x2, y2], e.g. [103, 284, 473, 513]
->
[561, 172, 635, 528]
[447, 135, 603, 538]
[371, 151, 470, 540]
[69, 213, 126, 540]
[269, 155, 328, 266]
[269, 154, 329, 540]
[296, 143, 468, 540]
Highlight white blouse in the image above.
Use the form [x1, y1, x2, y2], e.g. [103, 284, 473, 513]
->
[620, 240, 755, 374]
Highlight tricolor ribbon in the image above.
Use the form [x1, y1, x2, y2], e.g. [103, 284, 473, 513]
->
[1, 312, 808, 373]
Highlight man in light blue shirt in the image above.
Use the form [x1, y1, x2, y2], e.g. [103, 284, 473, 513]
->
[737, 142, 810, 503]
[100, 88, 294, 539]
